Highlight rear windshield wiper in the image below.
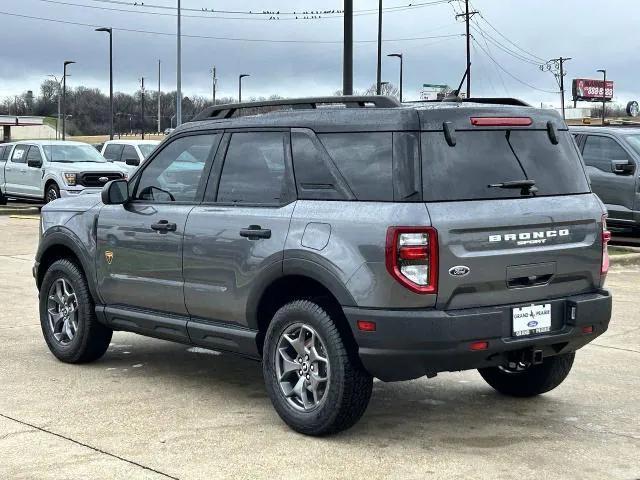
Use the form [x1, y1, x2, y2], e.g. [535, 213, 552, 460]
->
[488, 179, 538, 196]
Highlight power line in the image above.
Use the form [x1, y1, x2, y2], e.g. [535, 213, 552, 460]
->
[470, 22, 542, 66]
[472, 38, 557, 94]
[472, 22, 509, 96]
[0, 10, 462, 44]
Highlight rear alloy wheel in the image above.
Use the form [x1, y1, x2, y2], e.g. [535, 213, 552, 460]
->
[46, 183, 60, 203]
[478, 352, 575, 397]
[263, 300, 373, 436]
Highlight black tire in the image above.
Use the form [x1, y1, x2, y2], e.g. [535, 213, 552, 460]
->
[478, 352, 575, 397]
[45, 183, 60, 203]
[0, 189, 6, 205]
[39, 259, 112, 363]
[263, 300, 373, 436]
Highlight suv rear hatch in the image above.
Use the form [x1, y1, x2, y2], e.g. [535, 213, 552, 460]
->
[419, 106, 605, 310]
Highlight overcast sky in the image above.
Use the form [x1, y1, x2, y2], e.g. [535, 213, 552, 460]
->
[0, 0, 638, 107]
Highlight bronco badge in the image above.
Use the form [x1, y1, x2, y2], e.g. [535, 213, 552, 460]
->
[105, 251, 114, 265]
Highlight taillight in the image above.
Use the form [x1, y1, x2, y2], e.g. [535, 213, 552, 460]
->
[385, 227, 438, 294]
[470, 117, 533, 127]
[601, 214, 611, 281]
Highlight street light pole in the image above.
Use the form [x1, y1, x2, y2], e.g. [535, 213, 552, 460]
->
[343, 0, 353, 95]
[387, 53, 403, 102]
[158, 60, 162, 134]
[597, 69, 607, 125]
[238, 74, 249, 103]
[176, 0, 182, 126]
[376, 0, 382, 95]
[140, 77, 145, 140]
[48, 74, 62, 140]
[95, 27, 113, 140]
[62, 60, 75, 141]
[211, 66, 217, 105]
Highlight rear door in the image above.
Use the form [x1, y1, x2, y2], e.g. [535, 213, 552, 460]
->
[420, 124, 602, 311]
[183, 130, 296, 335]
[5, 144, 29, 195]
[580, 134, 637, 222]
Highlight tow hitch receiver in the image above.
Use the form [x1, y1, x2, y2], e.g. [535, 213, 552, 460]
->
[509, 348, 544, 368]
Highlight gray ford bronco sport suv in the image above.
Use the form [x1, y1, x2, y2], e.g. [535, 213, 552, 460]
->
[34, 96, 612, 436]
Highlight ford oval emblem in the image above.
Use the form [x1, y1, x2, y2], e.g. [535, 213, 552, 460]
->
[449, 265, 470, 277]
[527, 320, 538, 328]
[99, 176, 109, 183]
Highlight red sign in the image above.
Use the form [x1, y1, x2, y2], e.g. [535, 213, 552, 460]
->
[572, 78, 614, 102]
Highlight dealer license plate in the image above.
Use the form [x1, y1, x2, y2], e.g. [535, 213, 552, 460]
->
[512, 303, 551, 337]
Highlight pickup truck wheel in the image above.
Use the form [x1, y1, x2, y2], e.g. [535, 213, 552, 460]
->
[45, 183, 60, 203]
[0, 190, 6, 205]
[39, 259, 112, 363]
[263, 300, 373, 436]
[478, 352, 575, 397]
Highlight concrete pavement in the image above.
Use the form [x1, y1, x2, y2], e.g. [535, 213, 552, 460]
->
[0, 214, 638, 480]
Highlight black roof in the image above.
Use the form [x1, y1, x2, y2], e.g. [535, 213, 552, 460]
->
[177, 96, 563, 133]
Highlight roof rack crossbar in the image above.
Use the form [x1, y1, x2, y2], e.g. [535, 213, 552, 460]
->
[192, 95, 402, 122]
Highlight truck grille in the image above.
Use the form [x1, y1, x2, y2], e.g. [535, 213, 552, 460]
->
[78, 172, 124, 188]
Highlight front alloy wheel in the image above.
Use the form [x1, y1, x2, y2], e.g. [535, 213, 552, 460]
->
[276, 323, 330, 411]
[46, 278, 79, 345]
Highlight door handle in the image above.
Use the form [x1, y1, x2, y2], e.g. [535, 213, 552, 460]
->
[151, 220, 177, 233]
[240, 225, 271, 240]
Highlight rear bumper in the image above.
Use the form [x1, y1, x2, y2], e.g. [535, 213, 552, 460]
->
[344, 291, 612, 382]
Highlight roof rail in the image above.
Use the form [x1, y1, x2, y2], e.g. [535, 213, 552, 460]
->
[405, 97, 532, 107]
[191, 95, 402, 121]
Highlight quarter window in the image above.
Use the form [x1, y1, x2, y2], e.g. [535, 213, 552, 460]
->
[217, 132, 289, 205]
[134, 134, 220, 203]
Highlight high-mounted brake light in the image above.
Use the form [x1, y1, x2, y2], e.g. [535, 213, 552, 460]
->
[386, 227, 438, 294]
[601, 214, 611, 281]
[470, 117, 533, 127]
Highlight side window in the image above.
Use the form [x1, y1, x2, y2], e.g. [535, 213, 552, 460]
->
[291, 131, 350, 200]
[1, 146, 12, 161]
[216, 132, 290, 205]
[26, 146, 43, 164]
[122, 145, 138, 161]
[11, 145, 29, 163]
[0, 146, 5, 160]
[318, 132, 393, 201]
[582, 136, 629, 170]
[134, 134, 220, 203]
[103, 144, 124, 161]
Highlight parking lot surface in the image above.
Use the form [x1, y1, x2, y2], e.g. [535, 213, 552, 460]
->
[0, 214, 638, 480]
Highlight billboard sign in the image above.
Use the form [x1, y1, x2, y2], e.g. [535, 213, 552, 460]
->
[572, 78, 614, 102]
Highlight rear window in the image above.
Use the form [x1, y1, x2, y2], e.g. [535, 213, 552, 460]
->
[421, 130, 590, 201]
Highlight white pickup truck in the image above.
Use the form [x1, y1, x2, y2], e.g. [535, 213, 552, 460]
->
[0, 140, 127, 204]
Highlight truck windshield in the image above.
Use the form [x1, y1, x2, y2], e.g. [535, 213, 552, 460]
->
[43, 144, 107, 163]
[421, 130, 591, 201]
[624, 134, 640, 156]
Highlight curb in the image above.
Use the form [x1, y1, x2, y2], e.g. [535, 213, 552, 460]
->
[609, 252, 640, 266]
[0, 208, 41, 216]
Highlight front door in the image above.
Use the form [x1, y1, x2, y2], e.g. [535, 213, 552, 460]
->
[96, 133, 222, 315]
[25, 146, 44, 197]
[581, 134, 638, 222]
[183, 130, 296, 331]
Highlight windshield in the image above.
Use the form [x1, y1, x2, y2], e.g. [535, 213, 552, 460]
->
[43, 144, 106, 163]
[138, 144, 158, 158]
[421, 130, 590, 201]
[624, 134, 640, 156]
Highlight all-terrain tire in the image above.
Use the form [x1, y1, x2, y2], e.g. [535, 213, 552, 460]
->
[263, 300, 373, 436]
[478, 352, 575, 397]
[39, 259, 112, 363]
[45, 183, 60, 203]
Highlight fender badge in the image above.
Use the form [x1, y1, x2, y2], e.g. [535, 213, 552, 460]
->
[449, 265, 470, 277]
[105, 251, 114, 265]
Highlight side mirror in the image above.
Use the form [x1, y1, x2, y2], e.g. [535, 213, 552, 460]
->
[101, 179, 129, 205]
[611, 160, 635, 175]
[125, 157, 140, 167]
[27, 158, 42, 168]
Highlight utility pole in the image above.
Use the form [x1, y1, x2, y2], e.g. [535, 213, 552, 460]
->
[543, 57, 571, 120]
[176, 0, 182, 126]
[211, 66, 217, 104]
[343, 0, 353, 95]
[140, 77, 145, 140]
[376, 0, 382, 95]
[158, 60, 162, 134]
[597, 69, 607, 125]
[456, 0, 478, 98]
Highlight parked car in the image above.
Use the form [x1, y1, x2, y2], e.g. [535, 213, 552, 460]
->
[0, 140, 126, 204]
[34, 96, 612, 436]
[101, 140, 160, 174]
[571, 126, 640, 232]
